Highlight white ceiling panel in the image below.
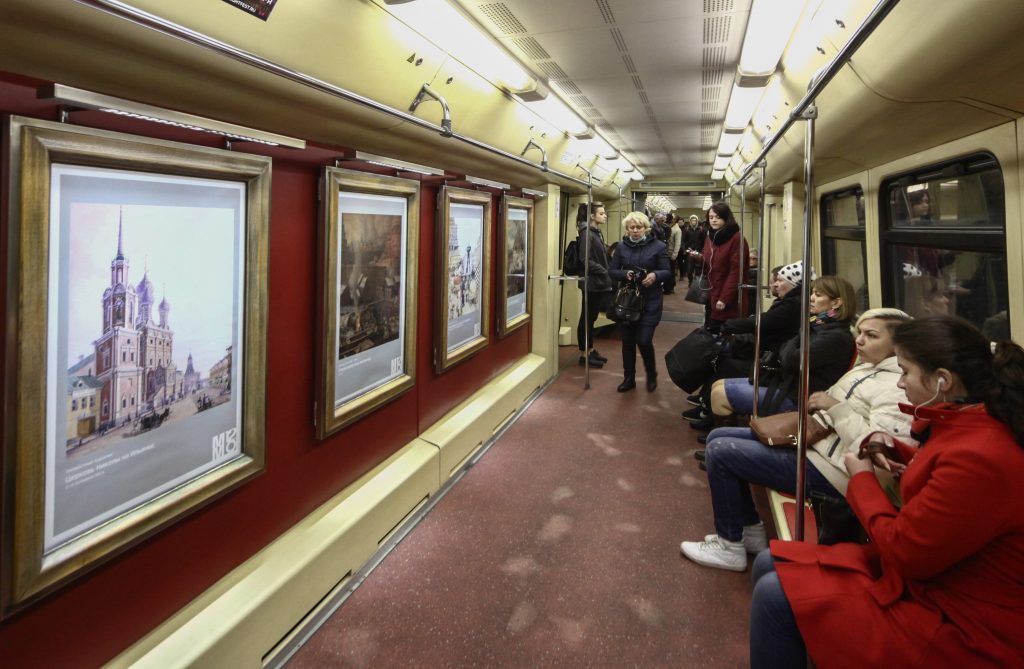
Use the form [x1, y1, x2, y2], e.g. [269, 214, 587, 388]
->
[461, 0, 751, 179]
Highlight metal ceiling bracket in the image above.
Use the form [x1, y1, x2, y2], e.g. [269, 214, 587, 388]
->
[408, 83, 453, 138]
[520, 139, 548, 172]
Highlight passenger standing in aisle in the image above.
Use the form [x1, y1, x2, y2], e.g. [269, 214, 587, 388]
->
[684, 202, 748, 334]
[665, 212, 682, 294]
[608, 212, 671, 392]
[577, 203, 613, 368]
[682, 215, 703, 283]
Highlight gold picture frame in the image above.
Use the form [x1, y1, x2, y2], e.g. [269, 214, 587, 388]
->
[2, 116, 269, 614]
[435, 187, 491, 373]
[315, 167, 419, 438]
[497, 195, 533, 338]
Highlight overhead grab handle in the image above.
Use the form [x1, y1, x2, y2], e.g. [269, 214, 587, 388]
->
[408, 83, 453, 137]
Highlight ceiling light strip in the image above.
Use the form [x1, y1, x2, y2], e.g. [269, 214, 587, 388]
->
[40, 83, 305, 148]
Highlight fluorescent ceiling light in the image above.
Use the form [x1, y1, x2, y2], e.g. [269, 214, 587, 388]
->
[738, 0, 806, 78]
[388, 0, 533, 92]
[607, 155, 633, 173]
[717, 130, 743, 156]
[713, 155, 731, 171]
[344, 150, 444, 175]
[702, 195, 713, 209]
[631, 168, 644, 181]
[724, 84, 764, 130]
[522, 187, 547, 197]
[524, 95, 587, 135]
[711, 169, 725, 180]
[465, 175, 510, 189]
[39, 84, 305, 148]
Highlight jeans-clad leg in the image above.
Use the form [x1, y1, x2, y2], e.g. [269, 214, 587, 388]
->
[704, 433, 841, 541]
[750, 550, 805, 669]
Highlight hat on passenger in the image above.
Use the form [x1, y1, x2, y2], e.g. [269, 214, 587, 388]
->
[902, 262, 923, 278]
[777, 261, 814, 286]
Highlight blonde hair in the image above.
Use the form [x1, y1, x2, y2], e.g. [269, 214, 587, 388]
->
[856, 308, 912, 334]
[622, 211, 652, 233]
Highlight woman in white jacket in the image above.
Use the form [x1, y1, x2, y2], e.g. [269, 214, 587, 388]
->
[680, 308, 912, 572]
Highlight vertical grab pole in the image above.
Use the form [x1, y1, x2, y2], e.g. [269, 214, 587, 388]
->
[750, 161, 767, 416]
[739, 182, 747, 315]
[578, 164, 594, 390]
[793, 104, 818, 541]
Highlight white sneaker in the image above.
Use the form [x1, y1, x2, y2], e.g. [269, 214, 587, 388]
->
[703, 522, 768, 554]
[681, 535, 747, 572]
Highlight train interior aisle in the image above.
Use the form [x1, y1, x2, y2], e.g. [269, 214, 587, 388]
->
[286, 293, 765, 668]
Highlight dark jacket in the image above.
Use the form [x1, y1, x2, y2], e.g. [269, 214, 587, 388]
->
[721, 288, 803, 356]
[698, 223, 748, 320]
[609, 235, 671, 327]
[577, 224, 612, 293]
[763, 318, 855, 411]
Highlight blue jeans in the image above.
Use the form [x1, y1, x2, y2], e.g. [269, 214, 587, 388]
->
[704, 427, 841, 541]
[750, 550, 806, 669]
[723, 378, 797, 415]
[621, 321, 657, 376]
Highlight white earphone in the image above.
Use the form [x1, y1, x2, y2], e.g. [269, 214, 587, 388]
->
[936, 378, 946, 391]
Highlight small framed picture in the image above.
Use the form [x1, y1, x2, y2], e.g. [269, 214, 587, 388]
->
[315, 167, 419, 437]
[2, 116, 270, 613]
[435, 186, 491, 373]
[497, 195, 533, 338]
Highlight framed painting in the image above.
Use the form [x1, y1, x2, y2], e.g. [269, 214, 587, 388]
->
[2, 116, 269, 613]
[435, 187, 491, 373]
[315, 167, 419, 437]
[497, 195, 533, 338]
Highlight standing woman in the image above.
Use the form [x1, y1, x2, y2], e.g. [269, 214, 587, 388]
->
[750, 315, 1024, 668]
[609, 212, 672, 392]
[576, 203, 613, 368]
[685, 201, 748, 333]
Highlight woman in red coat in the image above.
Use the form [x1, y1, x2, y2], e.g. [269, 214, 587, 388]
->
[750, 315, 1024, 669]
[683, 201, 748, 333]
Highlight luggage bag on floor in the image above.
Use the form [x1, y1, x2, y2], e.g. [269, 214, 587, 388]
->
[664, 328, 720, 392]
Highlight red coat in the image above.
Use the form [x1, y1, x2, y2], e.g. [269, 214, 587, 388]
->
[698, 224, 748, 320]
[771, 403, 1024, 668]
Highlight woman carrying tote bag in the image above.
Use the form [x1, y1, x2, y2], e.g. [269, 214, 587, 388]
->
[608, 212, 671, 392]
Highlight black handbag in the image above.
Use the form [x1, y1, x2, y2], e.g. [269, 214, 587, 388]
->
[664, 328, 721, 392]
[607, 283, 645, 323]
[809, 491, 866, 545]
[685, 274, 710, 304]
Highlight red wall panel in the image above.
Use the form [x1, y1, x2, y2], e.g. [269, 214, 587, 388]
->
[0, 72, 531, 668]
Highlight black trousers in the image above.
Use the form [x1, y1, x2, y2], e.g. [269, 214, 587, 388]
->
[665, 260, 677, 292]
[577, 291, 610, 351]
[621, 321, 657, 377]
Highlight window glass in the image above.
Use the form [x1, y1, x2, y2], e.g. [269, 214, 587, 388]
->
[820, 187, 867, 310]
[881, 153, 1006, 333]
[828, 238, 868, 313]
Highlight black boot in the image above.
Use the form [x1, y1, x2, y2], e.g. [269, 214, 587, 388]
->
[646, 373, 657, 392]
[617, 376, 636, 392]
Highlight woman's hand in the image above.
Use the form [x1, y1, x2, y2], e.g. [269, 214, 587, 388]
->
[807, 392, 839, 412]
[844, 452, 874, 477]
[626, 270, 635, 281]
[642, 272, 657, 287]
[714, 300, 726, 310]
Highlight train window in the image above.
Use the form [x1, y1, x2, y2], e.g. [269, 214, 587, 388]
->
[881, 153, 1007, 333]
[820, 187, 867, 311]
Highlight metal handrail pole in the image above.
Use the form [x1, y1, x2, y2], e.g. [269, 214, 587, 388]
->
[751, 161, 767, 416]
[578, 165, 594, 390]
[793, 105, 817, 542]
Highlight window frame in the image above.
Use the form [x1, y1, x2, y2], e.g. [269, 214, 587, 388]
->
[819, 185, 868, 303]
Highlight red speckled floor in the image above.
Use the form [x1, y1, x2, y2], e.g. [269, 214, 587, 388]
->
[287, 290, 768, 668]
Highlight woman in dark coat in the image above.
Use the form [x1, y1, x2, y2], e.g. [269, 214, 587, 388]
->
[683, 201, 748, 333]
[609, 211, 671, 392]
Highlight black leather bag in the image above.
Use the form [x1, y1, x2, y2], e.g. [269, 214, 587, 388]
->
[665, 328, 720, 392]
[607, 283, 644, 323]
[685, 274, 710, 304]
[809, 491, 866, 545]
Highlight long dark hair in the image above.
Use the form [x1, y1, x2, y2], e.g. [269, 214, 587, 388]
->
[892, 315, 1024, 445]
[707, 201, 738, 228]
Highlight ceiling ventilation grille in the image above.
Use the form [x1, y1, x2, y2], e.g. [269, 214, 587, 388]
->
[555, 80, 582, 96]
[622, 54, 638, 74]
[610, 27, 627, 52]
[703, 0, 735, 12]
[538, 61, 570, 80]
[703, 15, 731, 44]
[631, 75, 644, 92]
[513, 37, 550, 61]
[479, 3, 526, 34]
[595, 0, 616, 24]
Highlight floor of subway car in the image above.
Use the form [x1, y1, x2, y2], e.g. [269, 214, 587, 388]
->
[286, 290, 768, 668]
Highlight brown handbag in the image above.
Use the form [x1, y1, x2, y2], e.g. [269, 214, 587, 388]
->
[749, 411, 833, 448]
